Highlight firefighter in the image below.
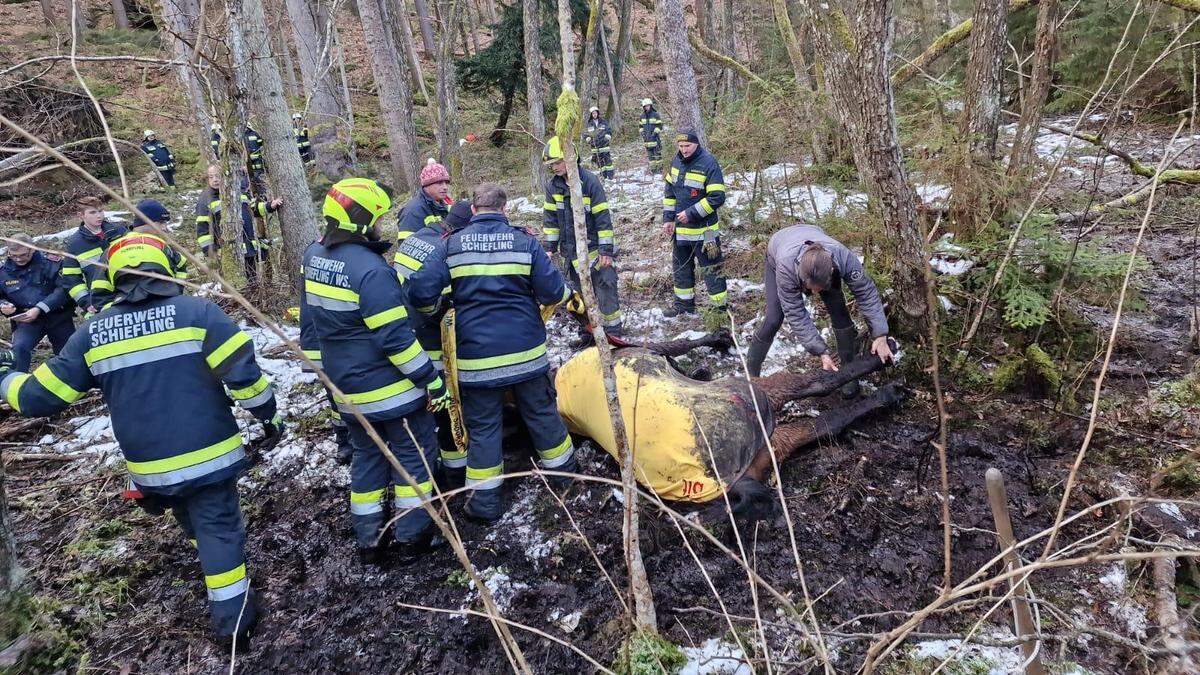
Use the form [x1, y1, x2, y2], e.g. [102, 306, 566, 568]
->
[393, 198, 473, 486]
[0, 232, 283, 649]
[210, 123, 223, 159]
[194, 165, 282, 283]
[639, 98, 664, 169]
[303, 178, 452, 564]
[298, 243, 353, 466]
[661, 128, 728, 317]
[140, 130, 176, 188]
[584, 107, 614, 179]
[0, 233, 74, 372]
[744, 224, 893, 396]
[130, 199, 189, 282]
[408, 183, 576, 523]
[395, 160, 452, 252]
[60, 196, 127, 316]
[542, 136, 623, 337]
[292, 113, 313, 166]
[243, 124, 267, 194]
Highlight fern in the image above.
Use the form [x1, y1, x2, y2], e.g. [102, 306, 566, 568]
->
[1001, 284, 1051, 329]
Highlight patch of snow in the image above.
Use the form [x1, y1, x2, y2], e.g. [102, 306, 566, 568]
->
[507, 196, 545, 216]
[549, 608, 581, 633]
[910, 635, 1023, 674]
[103, 210, 129, 222]
[930, 257, 974, 276]
[1157, 502, 1185, 521]
[938, 295, 955, 311]
[679, 639, 752, 675]
[486, 487, 557, 564]
[466, 567, 529, 614]
[611, 487, 625, 505]
[915, 183, 951, 206]
[1106, 599, 1149, 639]
[1098, 563, 1126, 592]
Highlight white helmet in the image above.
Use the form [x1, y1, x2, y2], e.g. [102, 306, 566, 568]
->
[589, 106, 599, 114]
[641, 98, 653, 106]
[210, 122, 220, 131]
[143, 129, 155, 139]
[292, 112, 302, 120]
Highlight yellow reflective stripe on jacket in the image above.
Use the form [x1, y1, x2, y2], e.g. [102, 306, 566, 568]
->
[457, 343, 546, 371]
[590, 201, 609, 214]
[424, 214, 443, 225]
[364, 305, 408, 329]
[694, 198, 715, 216]
[543, 201, 556, 211]
[67, 283, 87, 300]
[387, 341, 424, 368]
[394, 252, 423, 272]
[706, 183, 725, 193]
[91, 279, 114, 292]
[396, 230, 414, 241]
[61, 266, 83, 276]
[126, 432, 241, 476]
[304, 279, 360, 302]
[206, 331, 251, 370]
[32, 364, 83, 404]
[338, 378, 416, 404]
[230, 374, 270, 400]
[449, 263, 532, 278]
[76, 246, 104, 262]
[84, 327, 207, 365]
[676, 223, 719, 237]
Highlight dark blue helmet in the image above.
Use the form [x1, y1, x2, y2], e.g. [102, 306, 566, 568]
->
[132, 199, 171, 227]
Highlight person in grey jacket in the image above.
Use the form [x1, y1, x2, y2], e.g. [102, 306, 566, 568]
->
[744, 224, 893, 396]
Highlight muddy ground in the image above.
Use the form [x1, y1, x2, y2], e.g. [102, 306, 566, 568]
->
[2, 124, 1199, 674]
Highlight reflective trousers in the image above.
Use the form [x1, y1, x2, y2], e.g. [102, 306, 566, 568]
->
[166, 478, 255, 637]
[459, 374, 575, 496]
[346, 410, 439, 546]
[672, 239, 728, 310]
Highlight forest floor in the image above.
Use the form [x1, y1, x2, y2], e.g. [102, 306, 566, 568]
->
[1, 117, 1198, 673]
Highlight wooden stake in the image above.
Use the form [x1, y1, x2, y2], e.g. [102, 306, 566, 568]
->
[984, 468, 1048, 675]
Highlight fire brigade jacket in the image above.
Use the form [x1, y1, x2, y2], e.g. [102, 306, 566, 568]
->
[1, 294, 277, 495]
[60, 220, 128, 310]
[407, 212, 569, 389]
[302, 238, 441, 421]
[662, 145, 727, 241]
[543, 167, 614, 257]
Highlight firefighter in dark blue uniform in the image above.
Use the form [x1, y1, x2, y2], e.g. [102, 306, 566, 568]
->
[542, 136, 623, 336]
[59, 196, 128, 316]
[130, 199, 190, 282]
[408, 183, 576, 523]
[393, 199, 473, 486]
[292, 113, 314, 165]
[662, 128, 728, 316]
[140, 130, 176, 187]
[584, 107, 615, 179]
[0, 232, 282, 649]
[395, 160, 452, 256]
[639, 98, 664, 169]
[210, 123, 223, 160]
[303, 178, 452, 564]
[0, 234, 74, 372]
[195, 165, 281, 282]
[243, 124, 267, 194]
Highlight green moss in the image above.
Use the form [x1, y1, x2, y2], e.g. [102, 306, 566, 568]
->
[0, 593, 84, 673]
[1161, 457, 1200, 494]
[445, 569, 471, 588]
[612, 631, 686, 675]
[993, 344, 1061, 396]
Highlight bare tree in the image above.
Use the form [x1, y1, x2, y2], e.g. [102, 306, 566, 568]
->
[720, 0, 740, 94]
[1008, 0, 1059, 170]
[412, 0, 437, 53]
[228, 0, 321, 278]
[68, 0, 86, 40]
[331, 24, 358, 166]
[158, 0, 215, 152]
[285, 0, 355, 178]
[275, 22, 301, 101]
[0, 462, 18, 595]
[435, 0, 463, 167]
[606, 0, 633, 121]
[39, 0, 57, 27]
[391, 0, 431, 101]
[356, 0, 420, 188]
[110, 0, 129, 28]
[801, 0, 929, 322]
[654, 0, 704, 139]
[524, 0, 548, 193]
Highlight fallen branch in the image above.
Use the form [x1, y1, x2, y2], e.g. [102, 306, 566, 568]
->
[1032, 118, 1199, 181]
[1153, 536, 1196, 673]
[892, 0, 1038, 87]
[4, 452, 86, 463]
[687, 32, 779, 94]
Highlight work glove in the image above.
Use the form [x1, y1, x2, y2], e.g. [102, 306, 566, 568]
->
[427, 377, 452, 413]
[0, 349, 13, 375]
[249, 413, 286, 462]
[565, 291, 588, 317]
[702, 229, 721, 259]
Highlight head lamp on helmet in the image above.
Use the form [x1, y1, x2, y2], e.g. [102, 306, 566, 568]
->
[542, 136, 564, 165]
[323, 178, 392, 235]
[106, 234, 176, 284]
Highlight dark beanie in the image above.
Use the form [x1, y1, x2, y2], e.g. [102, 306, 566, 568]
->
[445, 199, 473, 230]
[674, 128, 700, 145]
[132, 199, 171, 227]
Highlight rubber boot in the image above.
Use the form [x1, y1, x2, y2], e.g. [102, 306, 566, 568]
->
[744, 337, 771, 378]
[547, 456, 578, 491]
[663, 303, 697, 318]
[834, 327, 861, 399]
[394, 526, 447, 565]
[439, 465, 465, 492]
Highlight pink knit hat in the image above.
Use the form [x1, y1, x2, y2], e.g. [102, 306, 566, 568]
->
[420, 161, 451, 187]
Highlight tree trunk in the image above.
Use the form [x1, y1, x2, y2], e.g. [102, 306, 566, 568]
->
[801, 0, 928, 324]
[523, 0, 548, 194]
[773, 0, 814, 90]
[109, 0, 129, 28]
[950, 0, 1008, 231]
[937, 0, 951, 27]
[412, 0, 437, 53]
[276, 25, 300, 101]
[436, 0, 463, 170]
[556, 0, 658, 635]
[331, 25, 358, 166]
[393, 0, 431, 101]
[490, 80, 516, 143]
[228, 0, 321, 284]
[1008, 0, 1058, 171]
[463, 0, 481, 53]
[606, 0, 633, 121]
[654, 0, 704, 140]
[580, 1, 601, 111]
[286, 0, 353, 179]
[39, 0, 57, 27]
[68, 0, 86, 39]
[599, 18, 622, 136]
[720, 0, 740, 94]
[357, 0, 420, 188]
[158, 0, 214, 154]
[0, 457, 18, 594]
